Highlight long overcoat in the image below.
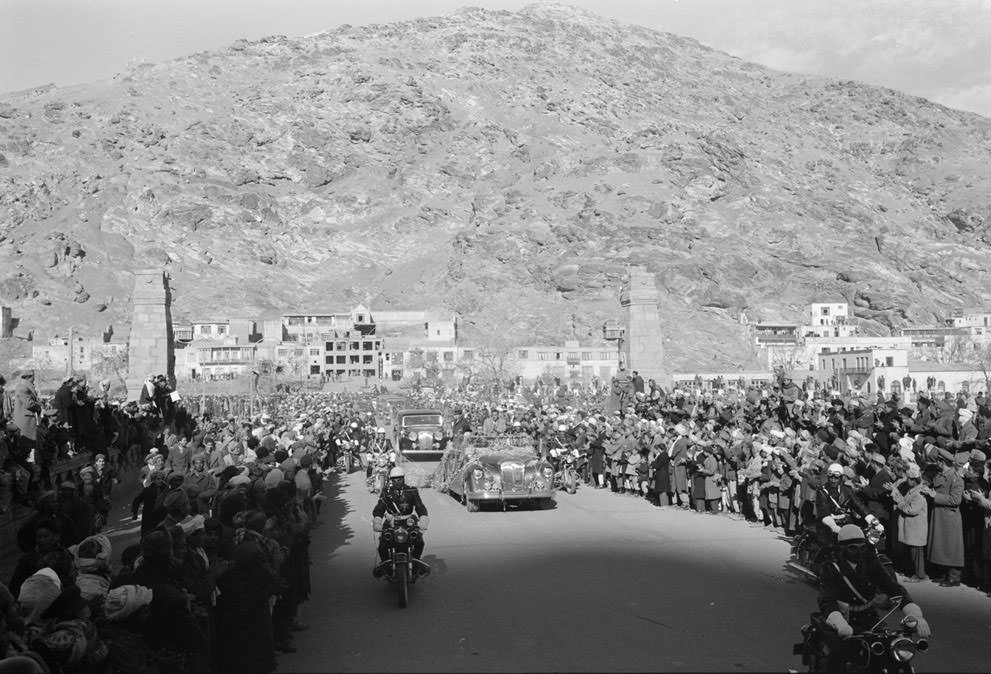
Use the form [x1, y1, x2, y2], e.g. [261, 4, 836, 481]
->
[892, 483, 928, 547]
[12, 378, 40, 442]
[927, 466, 964, 566]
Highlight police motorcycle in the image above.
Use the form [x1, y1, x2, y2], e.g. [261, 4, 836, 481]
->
[793, 595, 929, 673]
[548, 428, 584, 494]
[788, 513, 890, 586]
[367, 430, 398, 495]
[337, 422, 367, 474]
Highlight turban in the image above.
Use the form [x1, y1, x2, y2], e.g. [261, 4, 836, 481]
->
[103, 584, 155, 622]
[229, 475, 251, 488]
[18, 567, 62, 625]
[179, 514, 205, 535]
[71, 534, 112, 573]
[958, 408, 974, 421]
[264, 468, 285, 488]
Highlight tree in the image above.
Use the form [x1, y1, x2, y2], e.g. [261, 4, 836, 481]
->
[945, 337, 991, 393]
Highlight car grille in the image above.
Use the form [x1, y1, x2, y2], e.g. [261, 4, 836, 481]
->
[501, 462, 525, 490]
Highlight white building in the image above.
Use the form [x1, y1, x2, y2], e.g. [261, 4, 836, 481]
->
[812, 346, 909, 397]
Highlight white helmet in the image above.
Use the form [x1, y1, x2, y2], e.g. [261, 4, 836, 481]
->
[377, 427, 386, 434]
[827, 462, 844, 476]
[389, 467, 406, 480]
[350, 422, 358, 429]
[557, 424, 568, 432]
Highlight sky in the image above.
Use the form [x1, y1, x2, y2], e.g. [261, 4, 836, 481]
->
[2, 0, 990, 117]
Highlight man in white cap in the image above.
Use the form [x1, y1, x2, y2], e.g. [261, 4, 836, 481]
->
[816, 462, 877, 548]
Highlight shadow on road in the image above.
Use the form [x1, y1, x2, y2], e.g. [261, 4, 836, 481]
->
[318, 471, 355, 559]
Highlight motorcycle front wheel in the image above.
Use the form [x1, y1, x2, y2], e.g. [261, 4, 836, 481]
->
[397, 561, 409, 608]
[565, 470, 577, 494]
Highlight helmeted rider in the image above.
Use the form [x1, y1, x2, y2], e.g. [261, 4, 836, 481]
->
[372, 467, 430, 577]
[816, 462, 878, 547]
[817, 524, 931, 670]
[366, 427, 395, 479]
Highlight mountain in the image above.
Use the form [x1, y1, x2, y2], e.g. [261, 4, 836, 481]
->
[2, 3, 991, 371]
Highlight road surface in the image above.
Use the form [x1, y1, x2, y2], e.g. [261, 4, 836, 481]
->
[278, 471, 989, 672]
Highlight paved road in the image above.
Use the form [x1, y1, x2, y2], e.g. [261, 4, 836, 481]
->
[281, 472, 989, 672]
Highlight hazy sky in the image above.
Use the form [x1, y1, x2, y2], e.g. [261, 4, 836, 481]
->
[2, 0, 989, 117]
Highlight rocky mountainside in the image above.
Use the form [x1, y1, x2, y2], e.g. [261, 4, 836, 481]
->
[2, 3, 991, 371]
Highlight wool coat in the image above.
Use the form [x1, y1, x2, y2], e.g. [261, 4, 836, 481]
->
[892, 482, 928, 547]
[927, 466, 965, 566]
[12, 378, 41, 442]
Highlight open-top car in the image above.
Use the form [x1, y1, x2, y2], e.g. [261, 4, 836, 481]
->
[393, 408, 447, 460]
[437, 434, 556, 512]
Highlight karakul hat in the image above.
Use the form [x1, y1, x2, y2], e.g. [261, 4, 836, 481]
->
[970, 449, 987, 462]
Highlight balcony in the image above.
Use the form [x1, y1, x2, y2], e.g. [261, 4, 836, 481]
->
[756, 335, 801, 344]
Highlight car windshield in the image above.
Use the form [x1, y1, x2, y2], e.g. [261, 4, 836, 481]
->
[402, 415, 442, 426]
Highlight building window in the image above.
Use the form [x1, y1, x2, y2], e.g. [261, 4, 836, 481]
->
[885, 356, 893, 367]
[363, 341, 373, 350]
[518, 350, 528, 359]
[462, 350, 474, 360]
[581, 351, 592, 361]
[200, 325, 213, 335]
[363, 355, 373, 364]
[277, 349, 287, 358]
[391, 352, 404, 363]
[293, 349, 304, 357]
[326, 342, 334, 351]
[443, 351, 454, 362]
[537, 352, 550, 361]
[350, 342, 360, 350]
[309, 348, 320, 356]
[217, 325, 227, 335]
[336, 356, 346, 364]
[325, 356, 333, 364]
[600, 352, 612, 360]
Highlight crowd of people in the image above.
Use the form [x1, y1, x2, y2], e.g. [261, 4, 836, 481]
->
[2, 361, 990, 671]
[426, 369, 991, 596]
[0, 367, 393, 673]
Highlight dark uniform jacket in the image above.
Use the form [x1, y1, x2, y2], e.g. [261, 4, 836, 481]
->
[819, 555, 911, 626]
[373, 485, 428, 521]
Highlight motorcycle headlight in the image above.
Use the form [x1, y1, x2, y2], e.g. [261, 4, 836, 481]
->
[394, 528, 408, 544]
[382, 530, 394, 542]
[890, 637, 916, 663]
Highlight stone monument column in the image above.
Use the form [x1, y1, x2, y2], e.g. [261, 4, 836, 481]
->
[125, 269, 175, 401]
[620, 267, 666, 386]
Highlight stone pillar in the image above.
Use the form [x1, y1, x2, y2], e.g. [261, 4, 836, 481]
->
[125, 270, 174, 401]
[620, 267, 666, 386]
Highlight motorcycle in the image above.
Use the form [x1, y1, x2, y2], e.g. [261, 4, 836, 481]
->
[788, 514, 892, 586]
[793, 595, 929, 673]
[550, 446, 585, 494]
[367, 451, 396, 494]
[377, 514, 430, 608]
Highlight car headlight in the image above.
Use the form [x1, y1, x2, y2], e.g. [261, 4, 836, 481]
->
[407, 431, 417, 441]
[433, 431, 443, 441]
[472, 468, 484, 481]
[890, 637, 916, 663]
[542, 466, 554, 478]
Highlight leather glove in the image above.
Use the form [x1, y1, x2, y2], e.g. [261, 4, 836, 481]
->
[826, 611, 853, 638]
[903, 603, 931, 639]
[372, 517, 384, 533]
[417, 516, 429, 531]
[823, 516, 842, 534]
[865, 514, 880, 526]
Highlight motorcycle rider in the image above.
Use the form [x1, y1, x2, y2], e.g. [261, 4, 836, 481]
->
[816, 462, 879, 548]
[366, 427, 395, 480]
[372, 467, 430, 577]
[816, 524, 931, 671]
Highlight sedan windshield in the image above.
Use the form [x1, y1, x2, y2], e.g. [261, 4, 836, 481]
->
[402, 415, 442, 426]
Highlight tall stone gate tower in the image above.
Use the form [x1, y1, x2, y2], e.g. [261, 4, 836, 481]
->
[620, 267, 666, 385]
[126, 269, 174, 401]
